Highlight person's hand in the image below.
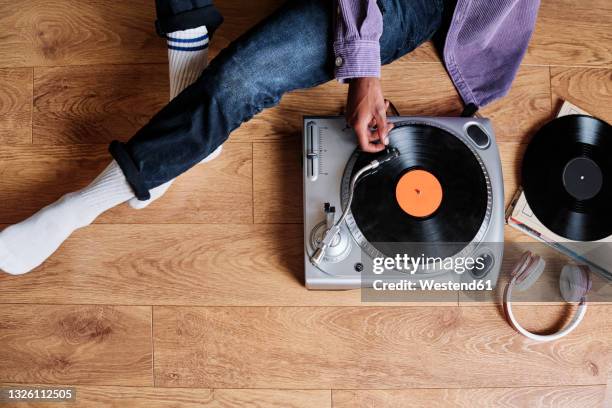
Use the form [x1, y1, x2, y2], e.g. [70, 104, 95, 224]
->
[345, 77, 394, 153]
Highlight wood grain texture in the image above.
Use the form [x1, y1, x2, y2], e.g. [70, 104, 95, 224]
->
[332, 386, 606, 408]
[551, 67, 612, 123]
[212, 389, 330, 408]
[0, 386, 330, 408]
[0, 145, 109, 222]
[499, 142, 527, 208]
[526, 0, 612, 67]
[0, 224, 448, 306]
[0, 143, 252, 224]
[253, 139, 302, 224]
[0, 68, 33, 144]
[0, 0, 165, 68]
[33, 64, 168, 144]
[605, 380, 612, 408]
[0, 224, 305, 306]
[0, 305, 151, 386]
[153, 305, 612, 389]
[481, 65, 552, 142]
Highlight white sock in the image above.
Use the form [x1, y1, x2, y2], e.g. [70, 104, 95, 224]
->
[166, 26, 210, 99]
[0, 161, 134, 275]
[129, 25, 222, 210]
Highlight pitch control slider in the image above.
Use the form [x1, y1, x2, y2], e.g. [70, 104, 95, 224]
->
[310, 148, 400, 266]
[305, 121, 319, 181]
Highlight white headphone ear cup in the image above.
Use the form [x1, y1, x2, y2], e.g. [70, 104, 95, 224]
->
[515, 255, 546, 291]
[560, 265, 590, 302]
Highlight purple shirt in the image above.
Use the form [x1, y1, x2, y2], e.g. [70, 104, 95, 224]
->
[334, 0, 541, 107]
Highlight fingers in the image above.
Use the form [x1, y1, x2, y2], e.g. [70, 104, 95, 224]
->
[383, 99, 395, 138]
[384, 121, 394, 140]
[354, 120, 386, 153]
[374, 109, 393, 146]
[365, 119, 393, 142]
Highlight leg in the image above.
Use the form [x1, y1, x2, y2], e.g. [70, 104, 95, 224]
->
[111, 0, 445, 200]
[0, 162, 134, 275]
[0, 0, 445, 275]
[0, 0, 225, 274]
[111, 0, 334, 199]
[156, 0, 222, 100]
[131, 2, 222, 209]
[133, 0, 448, 208]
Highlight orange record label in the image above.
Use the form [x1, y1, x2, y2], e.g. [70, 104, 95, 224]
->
[395, 169, 443, 217]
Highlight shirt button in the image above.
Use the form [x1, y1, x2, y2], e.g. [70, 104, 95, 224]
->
[335, 56, 343, 67]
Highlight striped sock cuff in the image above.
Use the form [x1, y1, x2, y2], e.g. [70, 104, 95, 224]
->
[166, 26, 209, 52]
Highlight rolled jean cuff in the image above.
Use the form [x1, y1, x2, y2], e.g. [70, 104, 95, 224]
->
[109, 140, 151, 201]
[155, 5, 224, 37]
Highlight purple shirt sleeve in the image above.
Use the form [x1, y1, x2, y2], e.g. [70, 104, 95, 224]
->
[334, 0, 383, 82]
[444, 0, 541, 107]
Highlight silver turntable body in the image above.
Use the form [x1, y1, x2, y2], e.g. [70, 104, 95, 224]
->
[302, 116, 505, 290]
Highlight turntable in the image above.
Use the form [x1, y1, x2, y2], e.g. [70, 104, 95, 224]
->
[303, 116, 505, 290]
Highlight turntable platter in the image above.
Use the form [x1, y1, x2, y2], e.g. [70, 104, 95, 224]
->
[342, 123, 491, 259]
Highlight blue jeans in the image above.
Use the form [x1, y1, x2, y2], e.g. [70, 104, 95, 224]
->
[110, 0, 447, 200]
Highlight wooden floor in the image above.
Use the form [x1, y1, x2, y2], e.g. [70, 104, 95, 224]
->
[0, 0, 611, 407]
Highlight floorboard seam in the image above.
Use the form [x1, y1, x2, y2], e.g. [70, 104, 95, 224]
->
[251, 142, 255, 224]
[1, 303, 610, 309]
[151, 305, 155, 387]
[29, 67, 34, 144]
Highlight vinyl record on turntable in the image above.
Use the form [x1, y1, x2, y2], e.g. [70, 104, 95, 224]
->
[345, 124, 490, 259]
[522, 115, 612, 241]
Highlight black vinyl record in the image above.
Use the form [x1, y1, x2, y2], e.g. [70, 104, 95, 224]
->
[349, 124, 488, 258]
[522, 114, 612, 241]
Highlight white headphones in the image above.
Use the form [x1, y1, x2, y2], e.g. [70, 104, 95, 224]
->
[503, 251, 592, 342]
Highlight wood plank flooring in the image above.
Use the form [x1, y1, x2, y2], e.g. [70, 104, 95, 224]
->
[0, 305, 151, 386]
[332, 386, 607, 408]
[33, 64, 168, 145]
[0, 68, 32, 144]
[1, 386, 331, 408]
[152, 305, 612, 389]
[0, 0, 611, 406]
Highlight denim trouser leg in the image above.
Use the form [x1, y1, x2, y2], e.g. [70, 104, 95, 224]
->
[110, 0, 445, 200]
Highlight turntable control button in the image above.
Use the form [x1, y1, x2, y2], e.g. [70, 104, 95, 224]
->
[473, 253, 495, 278]
[471, 252, 494, 278]
[466, 124, 490, 148]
